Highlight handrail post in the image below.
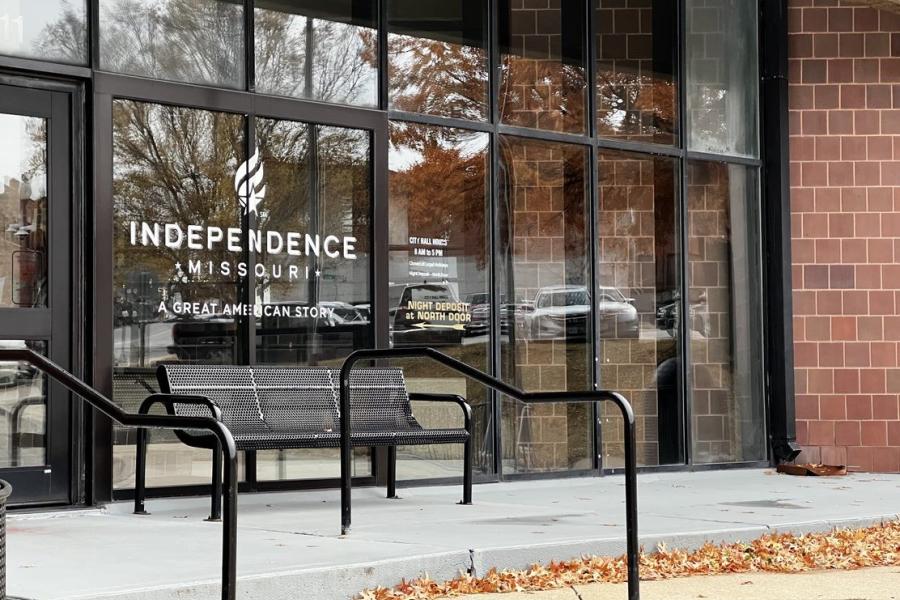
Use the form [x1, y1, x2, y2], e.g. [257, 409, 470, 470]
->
[0, 349, 239, 600]
[339, 347, 639, 599]
[612, 392, 640, 600]
[339, 358, 355, 535]
[215, 423, 239, 600]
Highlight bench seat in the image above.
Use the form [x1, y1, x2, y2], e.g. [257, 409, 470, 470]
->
[133, 364, 473, 519]
[229, 428, 470, 450]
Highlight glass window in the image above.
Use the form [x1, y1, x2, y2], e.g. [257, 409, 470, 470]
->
[499, 0, 588, 134]
[232, 119, 374, 481]
[253, 119, 372, 368]
[255, 0, 378, 106]
[596, 151, 682, 468]
[388, 0, 489, 121]
[687, 160, 765, 463]
[0, 0, 87, 64]
[388, 122, 492, 479]
[111, 100, 245, 489]
[0, 340, 47, 468]
[0, 113, 47, 308]
[498, 135, 592, 473]
[595, 0, 677, 144]
[685, 0, 759, 157]
[99, 0, 244, 89]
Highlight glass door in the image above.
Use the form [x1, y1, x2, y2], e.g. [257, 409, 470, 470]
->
[0, 82, 72, 505]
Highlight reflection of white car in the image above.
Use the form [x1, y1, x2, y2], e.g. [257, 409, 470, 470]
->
[526, 285, 639, 340]
[0, 340, 32, 387]
[526, 285, 591, 340]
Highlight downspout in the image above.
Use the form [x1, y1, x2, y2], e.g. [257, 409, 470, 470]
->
[760, 0, 801, 462]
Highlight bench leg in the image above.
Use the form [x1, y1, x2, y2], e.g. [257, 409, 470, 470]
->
[387, 446, 398, 499]
[134, 428, 149, 515]
[207, 439, 223, 522]
[461, 436, 473, 505]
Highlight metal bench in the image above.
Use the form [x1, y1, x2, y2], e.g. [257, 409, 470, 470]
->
[133, 364, 473, 520]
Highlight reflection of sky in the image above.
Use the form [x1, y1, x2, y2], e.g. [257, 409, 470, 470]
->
[388, 128, 489, 172]
[0, 114, 46, 200]
[0, 0, 85, 53]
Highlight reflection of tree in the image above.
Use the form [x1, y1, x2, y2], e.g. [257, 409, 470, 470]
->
[390, 124, 487, 270]
[255, 9, 377, 105]
[112, 101, 243, 304]
[500, 58, 587, 134]
[596, 72, 676, 142]
[35, 0, 87, 64]
[254, 119, 370, 304]
[99, 0, 243, 87]
[388, 35, 488, 120]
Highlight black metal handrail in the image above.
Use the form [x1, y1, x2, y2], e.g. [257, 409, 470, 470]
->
[339, 347, 640, 600]
[0, 349, 238, 600]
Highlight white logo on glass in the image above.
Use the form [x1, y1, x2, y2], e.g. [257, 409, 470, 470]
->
[234, 148, 266, 216]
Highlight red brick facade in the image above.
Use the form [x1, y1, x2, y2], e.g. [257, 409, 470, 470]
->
[789, 0, 900, 472]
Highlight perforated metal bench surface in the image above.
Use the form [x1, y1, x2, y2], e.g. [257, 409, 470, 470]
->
[156, 364, 469, 450]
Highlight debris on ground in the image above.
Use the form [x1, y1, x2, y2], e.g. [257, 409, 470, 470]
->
[357, 520, 900, 600]
[776, 464, 848, 476]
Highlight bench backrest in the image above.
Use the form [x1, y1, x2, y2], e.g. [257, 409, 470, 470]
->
[158, 364, 266, 432]
[345, 367, 415, 432]
[156, 364, 413, 433]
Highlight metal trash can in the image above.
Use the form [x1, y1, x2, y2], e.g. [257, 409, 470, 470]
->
[0, 480, 10, 598]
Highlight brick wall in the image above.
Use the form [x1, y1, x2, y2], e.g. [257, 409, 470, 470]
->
[789, 0, 900, 472]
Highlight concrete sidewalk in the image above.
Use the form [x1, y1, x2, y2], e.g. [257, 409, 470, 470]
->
[455, 567, 900, 600]
[6, 469, 900, 600]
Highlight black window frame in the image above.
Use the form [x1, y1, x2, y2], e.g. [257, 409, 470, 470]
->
[0, 0, 795, 504]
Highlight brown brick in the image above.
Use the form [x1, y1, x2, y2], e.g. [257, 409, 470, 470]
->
[860, 420, 887, 446]
[821, 394, 848, 417]
[818, 290, 843, 314]
[834, 370, 860, 394]
[808, 420, 835, 445]
[882, 58, 900, 83]
[828, 58, 854, 82]
[828, 109, 853, 133]
[867, 85, 892, 109]
[855, 58, 881, 83]
[832, 315, 857, 339]
[839, 33, 864, 58]
[815, 136, 841, 160]
[873, 395, 899, 420]
[845, 342, 871, 367]
[860, 369, 886, 393]
[857, 315, 884, 340]
[828, 7, 853, 33]
[835, 420, 860, 446]
[797, 394, 819, 420]
[847, 445, 874, 471]
[819, 341, 844, 366]
[882, 110, 900, 134]
[847, 394, 873, 420]
[855, 109, 881, 134]
[853, 8, 879, 33]
[872, 447, 900, 473]
[840, 135, 867, 158]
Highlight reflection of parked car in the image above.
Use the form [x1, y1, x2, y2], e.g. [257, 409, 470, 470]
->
[525, 285, 638, 341]
[526, 285, 591, 340]
[390, 283, 467, 345]
[655, 290, 709, 337]
[597, 286, 639, 339]
[462, 293, 521, 337]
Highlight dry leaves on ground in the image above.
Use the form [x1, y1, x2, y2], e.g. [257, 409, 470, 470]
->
[357, 520, 900, 600]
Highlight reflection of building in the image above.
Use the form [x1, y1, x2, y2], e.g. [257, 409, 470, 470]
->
[5, 0, 898, 515]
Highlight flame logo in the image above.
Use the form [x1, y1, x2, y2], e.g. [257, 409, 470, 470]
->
[234, 148, 266, 215]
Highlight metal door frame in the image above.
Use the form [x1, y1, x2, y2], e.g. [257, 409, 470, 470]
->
[0, 79, 76, 505]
